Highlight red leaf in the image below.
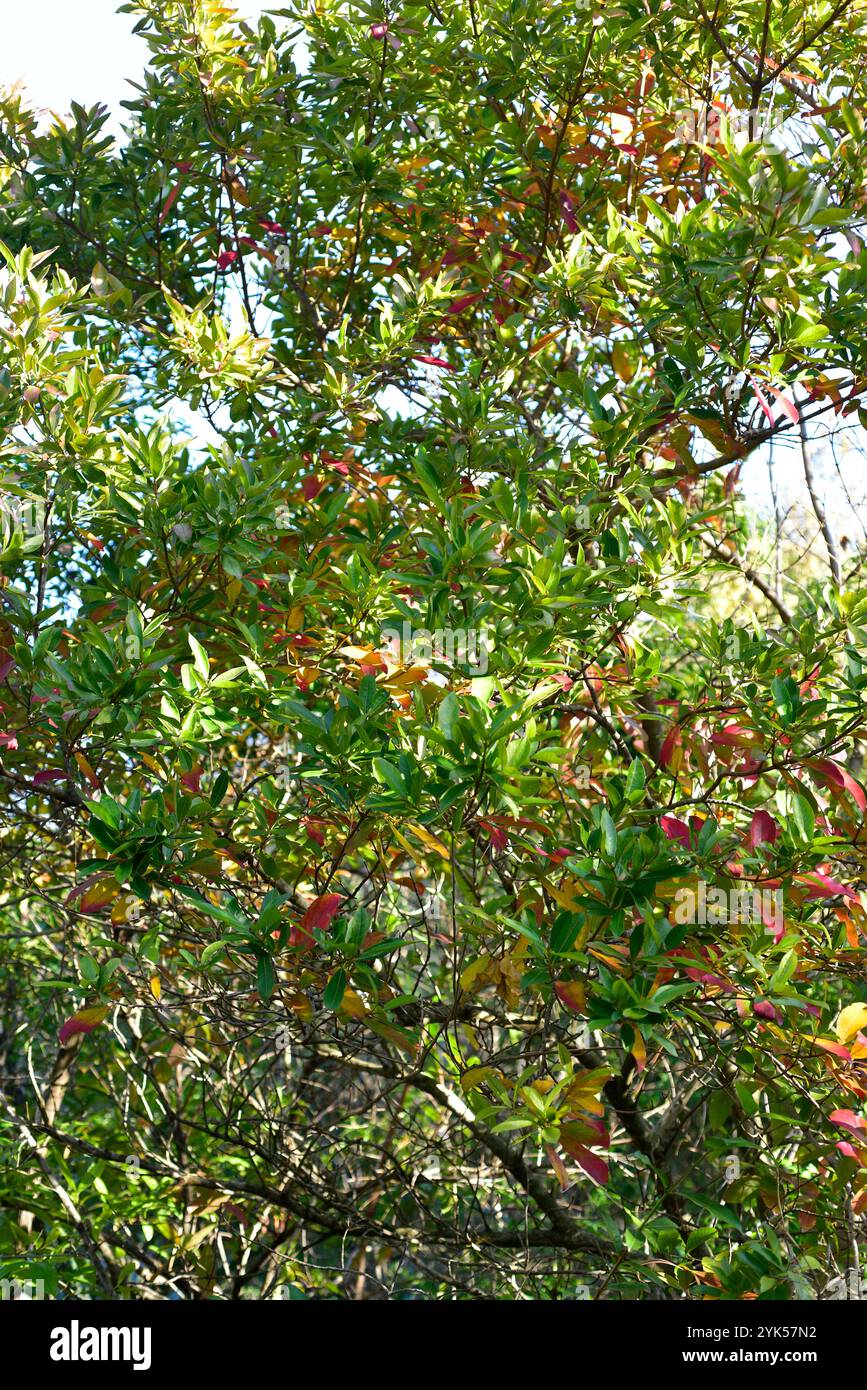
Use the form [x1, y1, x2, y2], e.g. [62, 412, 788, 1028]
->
[321, 451, 350, 474]
[836, 1141, 859, 1159]
[540, 846, 571, 863]
[796, 871, 858, 902]
[559, 189, 579, 233]
[808, 758, 867, 814]
[767, 383, 799, 423]
[811, 1037, 852, 1061]
[33, 769, 66, 786]
[571, 1144, 609, 1185]
[762, 895, 785, 943]
[753, 999, 778, 1022]
[581, 1114, 611, 1147]
[303, 818, 326, 847]
[412, 354, 456, 371]
[660, 815, 690, 849]
[749, 809, 780, 847]
[58, 1006, 109, 1045]
[830, 1108, 867, 1137]
[446, 292, 483, 316]
[751, 379, 775, 424]
[158, 180, 184, 225]
[685, 966, 736, 992]
[478, 818, 508, 852]
[546, 1144, 571, 1191]
[217, 250, 238, 270]
[298, 892, 344, 937]
[711, 723, 760, 747]
[659, 724, 682, 769]
[302, 475, 325, 501]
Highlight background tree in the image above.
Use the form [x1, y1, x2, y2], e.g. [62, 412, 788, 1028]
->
[1, 0, 867, 1299]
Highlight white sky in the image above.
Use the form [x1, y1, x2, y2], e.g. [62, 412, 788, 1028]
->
[1, 0, 273, 128]
[3, 1, 148, 123]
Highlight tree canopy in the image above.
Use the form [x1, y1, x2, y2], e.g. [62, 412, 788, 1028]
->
[1, 0, 867, 1300]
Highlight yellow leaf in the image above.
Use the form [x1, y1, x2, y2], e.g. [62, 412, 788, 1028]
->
[554, 980, 586, 1014]
[546, 876, 585, 911]
[836, 1003, 867, 1043]
[529, 327, 566, 356]
[384, 666, 429, 688]
[630, 1026, 647, 1073]
[366, 1019, 417, 1058]
[286, 990, 314, 1021]
[149, 975, 162, 1000]
[74, 751, 100, 788]
[338, 987, 366, 1020]
[397, 155, 431, 175]
[406, 821, 450, 859]
[390, 825, 424, 867]
[655, 874, 698, 903]
[78, 879, 120, 913]
[588, 944, 628, 971]
[609, 112, 634, 144]
[111, 897, 141, 926]
[460, 956, 491, 992]
[341, 645, 377, 660]
[611, 342, 634, 383]
[460, 1066, 498, 1092]
[564, 1066, 611, 1115]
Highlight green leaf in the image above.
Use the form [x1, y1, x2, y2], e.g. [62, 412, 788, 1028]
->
[188, 633, 209, 680]
[600, 809, 618, 858]
[372, 757, 407, 796]
[200, 939, 232, 967]
[256, 954, 277, 1000]
[625, 758, 646, 801]
[323, 968, 347, 1011]
[792, 794, 815, 843]
[438, 692, 459, 741]
[178, 887, 249, 931]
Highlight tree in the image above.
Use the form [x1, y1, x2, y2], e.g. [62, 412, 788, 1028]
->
[0, 0, 866, 1300]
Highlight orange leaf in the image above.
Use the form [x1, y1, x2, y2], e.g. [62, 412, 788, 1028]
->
[554, 980, 586, 1014]
[67, 875, 120, 914]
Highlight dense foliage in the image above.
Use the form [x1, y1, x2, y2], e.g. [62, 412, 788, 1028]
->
[1, 0, 867, 1300]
